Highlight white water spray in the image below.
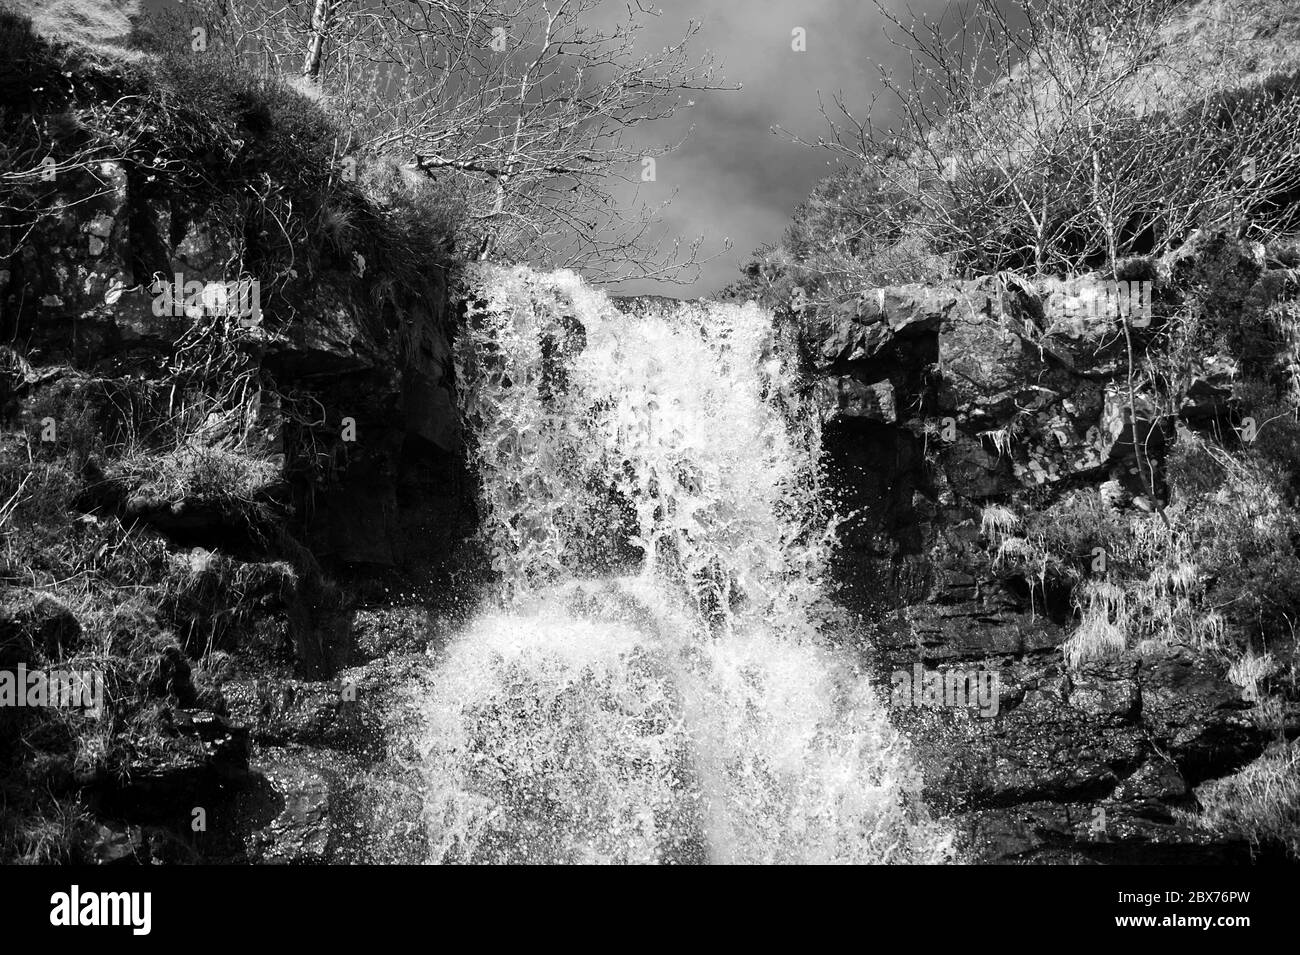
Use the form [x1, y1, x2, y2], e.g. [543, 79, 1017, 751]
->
[417, 265, 952, 864]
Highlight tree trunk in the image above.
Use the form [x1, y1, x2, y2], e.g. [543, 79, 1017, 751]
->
[302, 0, 333, 83]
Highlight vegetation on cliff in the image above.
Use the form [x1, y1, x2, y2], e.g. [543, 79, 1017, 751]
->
[733, 0, 1300, 303]
[0, 8, 463, 861]
[733, 0, 1300, 860]
[3, 0, 1300, 865]
[0, 0, 729, 865]
[130, 0, 729, 283]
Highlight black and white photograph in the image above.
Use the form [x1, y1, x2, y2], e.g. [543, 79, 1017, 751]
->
[0, 0, 1295, 929]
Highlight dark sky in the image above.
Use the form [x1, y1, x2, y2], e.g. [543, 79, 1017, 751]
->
[129, 0, 959, 296]
[608, 0, 951, 296]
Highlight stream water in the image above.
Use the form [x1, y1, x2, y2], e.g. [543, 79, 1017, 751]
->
[411, 266, 951, 864]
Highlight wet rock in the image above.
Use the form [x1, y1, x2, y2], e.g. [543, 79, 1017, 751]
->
[1138, 644, 1270, 785]
[220, 654, 427, 756]
[798, 233, 1300, 862]
[1112, 758, 1188, 803]
[1098, 384, 1162, 464]
[237, 750, 334, 864]
[956, 800, 1255, 864]
[1068, 658, 1141, 719]
[904, 600, 1063, 661]
[350, 605, 432, 661]
[308, 478, 399, 565]
[222, 677, 367, 750]
[937, 282, 1029, 414]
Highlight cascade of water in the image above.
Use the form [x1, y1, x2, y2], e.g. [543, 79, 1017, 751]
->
[417, 265, 952, 864]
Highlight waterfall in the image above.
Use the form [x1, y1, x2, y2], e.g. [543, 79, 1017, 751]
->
[416, 265, 952, 864]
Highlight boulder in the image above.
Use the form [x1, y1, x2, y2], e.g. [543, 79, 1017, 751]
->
[237, 751, 334, 864]
[814, 376, 896, 423]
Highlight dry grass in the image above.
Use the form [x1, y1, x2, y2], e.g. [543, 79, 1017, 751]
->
[1063, 579, 1130, 668]
[5, 0, 138, 53]
[995, 457, 1296, 673]
[1188, 742, 1300, 859]
[160, 548, 298, 656]
[978, 428, 1013, 458]
[3, 796, 93, 865]
[0, 375, 286, 863]
[1228, 650, 1279, 702]
[979, 504, 1019, 539]
[111, 445, 280, 508]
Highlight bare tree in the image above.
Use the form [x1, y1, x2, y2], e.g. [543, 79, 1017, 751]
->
[170, 0, 733, 283]
[301, 0, 334, 82]
[780, 0, 1300, 284]
[775, 0, 1300, 524]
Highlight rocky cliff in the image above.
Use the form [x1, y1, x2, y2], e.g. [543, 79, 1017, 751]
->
[4, 6, 1298, 865]
[0, 16, 471, 862]
[800, 233, 1300, 862]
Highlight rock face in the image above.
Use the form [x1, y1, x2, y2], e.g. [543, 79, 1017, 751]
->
[2, 16, 1292, 864]
[799, 236, 1299, 862]
[0, 78, 472, 859]
[2, 161, 467, 579]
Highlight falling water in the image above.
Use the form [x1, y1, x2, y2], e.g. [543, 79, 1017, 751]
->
[417, 265, 952, 864]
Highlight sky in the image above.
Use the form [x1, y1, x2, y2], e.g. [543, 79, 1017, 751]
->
[116, 0, 960, 296]
[606, 0, 953, 296]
